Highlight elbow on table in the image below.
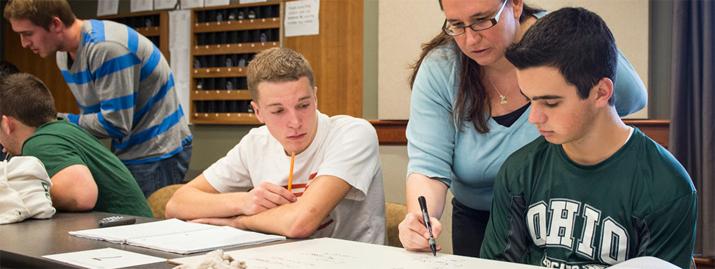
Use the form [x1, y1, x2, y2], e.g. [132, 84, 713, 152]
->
[76, 197, 96, 211]
[284, 214, 320, 239]
[164, 198, 181, 219]
[57, 195, 96, 212]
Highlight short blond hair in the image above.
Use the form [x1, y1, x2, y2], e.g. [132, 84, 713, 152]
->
[247, 47, 315, 100]
[3, 0, 76, 30]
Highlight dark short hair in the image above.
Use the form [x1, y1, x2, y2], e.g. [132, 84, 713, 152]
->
[0, 61, 19, 79]
[505, 7, 617, 104]
[0, 73, 56, 127]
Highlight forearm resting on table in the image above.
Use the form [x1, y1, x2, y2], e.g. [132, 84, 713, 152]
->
[237, 176, 351, 238]
[165, 175, 248, 219]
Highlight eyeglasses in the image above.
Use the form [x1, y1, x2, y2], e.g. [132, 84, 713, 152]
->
[442, 0, 509, 36]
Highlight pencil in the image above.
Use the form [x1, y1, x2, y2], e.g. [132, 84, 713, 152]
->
[287, 152, 295, 191]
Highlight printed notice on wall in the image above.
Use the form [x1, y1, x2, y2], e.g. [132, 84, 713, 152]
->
[239, 0, 267, 3]
[169, 10, 192, 120]
[204, 0, 229, 7]
[97, 0, 119, 16]
[180, 0, 203, 9]
[131, 0, 154, 13]
[155, 0, 178, 10]
[284, 0, 320, 37]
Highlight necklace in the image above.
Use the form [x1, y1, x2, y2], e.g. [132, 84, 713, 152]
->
[488, 78, 508, 105]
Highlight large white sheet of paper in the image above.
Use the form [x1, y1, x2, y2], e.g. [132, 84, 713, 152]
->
[130, 0, 154, 13]
[608, 257, 679, 269]
[170, 10, 193, 118]
[239, 0, 267, 3]
[155, 0, 178, 10]
[44, 248, 165, 269]
[180, 0, 203, 9]
[171, 238, 542, 269]
[284, 0, 320, 37]
[204, 0, 230, 7]
[97, 0, 119, 17]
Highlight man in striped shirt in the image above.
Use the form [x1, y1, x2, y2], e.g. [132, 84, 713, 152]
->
[4, 0, 192, 197]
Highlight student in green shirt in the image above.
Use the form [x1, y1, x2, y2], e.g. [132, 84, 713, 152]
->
[0, 60, 19, 160]
[481, 7, 696, 268]
[0, 73, 151, 217]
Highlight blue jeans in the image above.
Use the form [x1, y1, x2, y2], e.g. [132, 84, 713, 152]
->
[126, 142, 192, 197]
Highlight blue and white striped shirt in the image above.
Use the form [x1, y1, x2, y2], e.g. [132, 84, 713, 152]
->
[57, 20, 191, 165]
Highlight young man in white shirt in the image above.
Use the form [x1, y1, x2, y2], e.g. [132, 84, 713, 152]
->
[166, 48, 386, 244]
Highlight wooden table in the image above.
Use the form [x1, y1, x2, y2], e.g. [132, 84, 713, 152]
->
[0, 212, 179, 268]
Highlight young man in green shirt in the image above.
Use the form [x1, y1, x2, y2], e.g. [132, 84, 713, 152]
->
[0, 73, 151, 217]
[0, 60, 19, 160]
[481, 7, 696, 268]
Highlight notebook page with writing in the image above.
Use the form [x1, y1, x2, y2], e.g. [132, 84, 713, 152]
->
[69, 218, 285, 254]
[128, 226, 286, 254]
[69, 219, 210, 243]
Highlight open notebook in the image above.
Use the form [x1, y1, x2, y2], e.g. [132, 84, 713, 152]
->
[69, 218, 285, 254]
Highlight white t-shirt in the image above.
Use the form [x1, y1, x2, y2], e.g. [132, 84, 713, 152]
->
[204, 112, 386, 244]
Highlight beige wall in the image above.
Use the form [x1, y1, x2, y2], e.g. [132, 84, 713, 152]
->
[377, 0, 442, 120]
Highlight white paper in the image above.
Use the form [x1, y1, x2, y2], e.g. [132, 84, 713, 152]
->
[130, 226, 285, 254]
[69, 219, 285, 254]
[239, 0, 267, 3]
[154, 0, 178, 10]
[172, 238, 542, 269]
[70, 219, 210, 243]
[169, 10, 192, 119]
[607, 257, 679, 269]
[169, 10, 191, 50]
[180, 0, 203, 9]
[204, 0, 230, 7]
[284, 0, 320, 37]
[130, 0, 154, 12]
[44, 248, 165, 269]
[170, 47, 191, 120]
[97, 0, 119, 17]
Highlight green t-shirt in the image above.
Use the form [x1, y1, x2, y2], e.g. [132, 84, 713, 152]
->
[22, 119, 152, 217]
[481, 128, 696, 269]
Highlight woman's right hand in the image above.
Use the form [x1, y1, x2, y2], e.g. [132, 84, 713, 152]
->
[398, 211, 443, 252]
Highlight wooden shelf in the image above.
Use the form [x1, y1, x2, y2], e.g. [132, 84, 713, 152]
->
[193, 18, 280, 33]
[192, 42, 279, 56]
[191, 90, 251, 100]
[190, 1, 282, 125]
[191, 113, 261, 125]
[192, 67, 247, 78]
[136, 27, 160, 37]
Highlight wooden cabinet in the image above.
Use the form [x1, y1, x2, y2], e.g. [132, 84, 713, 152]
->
[189, 1, 282, 125]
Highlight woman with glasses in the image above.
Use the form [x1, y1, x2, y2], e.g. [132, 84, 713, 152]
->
[398, 0, 647, 257]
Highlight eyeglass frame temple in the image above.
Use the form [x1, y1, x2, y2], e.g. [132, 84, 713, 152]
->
[441, 0, 510, 36]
